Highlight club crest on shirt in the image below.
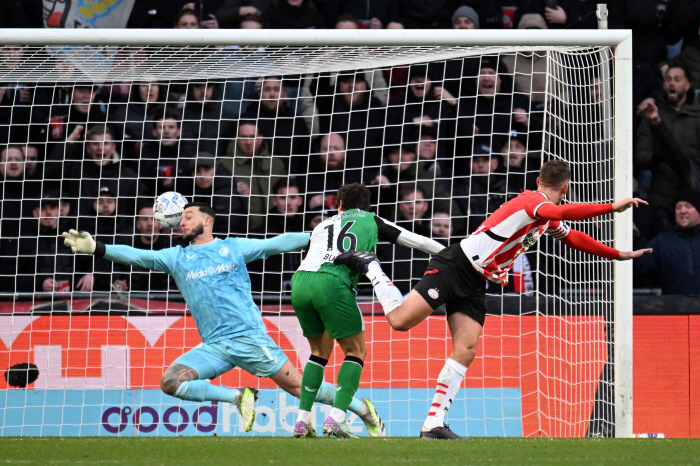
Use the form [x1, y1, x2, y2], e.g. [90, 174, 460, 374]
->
[428, 288, 440, 299]
[522, 232, 538, 250]
[219, 246, 229, 256]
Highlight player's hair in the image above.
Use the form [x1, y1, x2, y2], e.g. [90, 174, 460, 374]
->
[86, 124, 114, 141]
[184, 202, 217, 226]
[337, 183, 371, 211]
[539, 160, 571, 188]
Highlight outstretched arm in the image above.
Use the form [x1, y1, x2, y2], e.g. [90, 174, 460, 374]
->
[559, 228, 652, 261]
[262, 233, 311, 256]
[63, 229, 158, 270]
[375, 216, 445, 255]
[536, 198, 647, 221]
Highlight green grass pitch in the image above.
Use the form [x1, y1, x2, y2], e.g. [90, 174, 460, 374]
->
[1, 437, 699, 465]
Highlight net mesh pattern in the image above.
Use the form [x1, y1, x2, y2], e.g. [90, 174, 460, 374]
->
[0, 43, 617, 438]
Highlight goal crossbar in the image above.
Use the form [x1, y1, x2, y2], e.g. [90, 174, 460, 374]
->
[0, 29, 631, 47]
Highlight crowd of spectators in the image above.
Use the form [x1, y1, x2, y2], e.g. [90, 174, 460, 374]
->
[0, 0, 699, 296]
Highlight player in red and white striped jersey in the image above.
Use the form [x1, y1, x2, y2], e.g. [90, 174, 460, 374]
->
[335, 160, 652, 439]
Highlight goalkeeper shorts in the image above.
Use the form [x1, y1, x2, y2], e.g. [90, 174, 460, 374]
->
[414, 243, 487, 326]
[291, 270, 365, 340]
[173, 334, 288, 379]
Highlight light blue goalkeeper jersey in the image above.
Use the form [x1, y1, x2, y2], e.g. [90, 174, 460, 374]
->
[103, 234, 309, 343]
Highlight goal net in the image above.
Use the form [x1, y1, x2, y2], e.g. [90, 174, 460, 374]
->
[0, 29, 632, 437]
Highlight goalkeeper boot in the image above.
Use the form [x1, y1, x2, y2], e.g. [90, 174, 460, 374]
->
[322, 417, 359, 439]
[359, 399, 385, 437]
[293, 420, 317, 438]
[236, 387, 259, 432]
[333, 251, 379, 274]
[419, 424, 469, 440]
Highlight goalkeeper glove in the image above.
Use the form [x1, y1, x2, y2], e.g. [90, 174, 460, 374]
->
[62, 229, 97, 254]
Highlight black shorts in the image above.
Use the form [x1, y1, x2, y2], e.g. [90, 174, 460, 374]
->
[413, 243, 487, 326]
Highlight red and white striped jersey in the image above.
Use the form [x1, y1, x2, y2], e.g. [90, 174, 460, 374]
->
[461, 190, 570, 285]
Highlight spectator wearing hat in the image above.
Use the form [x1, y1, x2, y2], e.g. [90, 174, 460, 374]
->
[138, 112, 198, 196]
[78, 186, 131, 237]
[636, 63, 700, 225]
[416, 6, 482, 106]
[498, 131, 540, 195]
[178, 153, 247, 235]
[634, 190, 700, 294]
[453, 138, 507, 234]
[80, 186, 130, 292]
[457, 55, 530, 150]
[452, 5, 479, 29]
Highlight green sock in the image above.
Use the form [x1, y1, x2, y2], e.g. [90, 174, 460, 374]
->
[300, 355, 327, 412]
[333, 356, 364, 412]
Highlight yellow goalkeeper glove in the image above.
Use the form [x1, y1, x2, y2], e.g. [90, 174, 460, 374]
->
[62, 229, 96, 254]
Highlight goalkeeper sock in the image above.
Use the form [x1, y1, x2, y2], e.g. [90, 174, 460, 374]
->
[299, 355, 327, 413]
[174, 380, 241, 404]
[366, 261, 403, 315]
[423, 358, 467, 430]
[331, 356, 364, 422]
[316, 382, 365, 416]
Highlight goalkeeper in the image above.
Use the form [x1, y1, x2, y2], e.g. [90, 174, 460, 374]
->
[62, 202, 383, 436]
[335, 161, 653, 439]
[291, 183, 445, 438]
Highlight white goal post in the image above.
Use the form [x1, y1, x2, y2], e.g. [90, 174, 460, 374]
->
[0, 28, 633, 438]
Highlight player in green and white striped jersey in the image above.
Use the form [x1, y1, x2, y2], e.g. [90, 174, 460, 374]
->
[291, 183, 445, 438]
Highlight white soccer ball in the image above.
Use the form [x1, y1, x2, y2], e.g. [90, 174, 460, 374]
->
[153, 191, 188, 228]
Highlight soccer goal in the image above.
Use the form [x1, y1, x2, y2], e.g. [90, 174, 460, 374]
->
[0, 28, 632, 438]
